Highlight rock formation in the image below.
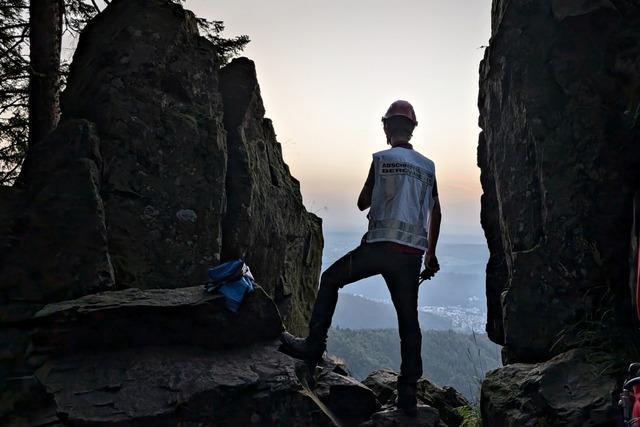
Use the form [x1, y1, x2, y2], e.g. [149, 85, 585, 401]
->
[479, 0, 640, 424]
[481, 350, 618, 425]
[61, 0, 228, 292]
[219, 58, 323, 331]
[4, 283, 467, 426]
[363, 369, 469, 426]
[0, 0, 468, 426]
[1, 0, 321, 334]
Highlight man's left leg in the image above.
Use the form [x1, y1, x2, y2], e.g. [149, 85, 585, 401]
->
[281, 243, 384, 366]
[383, 252, 423, 414]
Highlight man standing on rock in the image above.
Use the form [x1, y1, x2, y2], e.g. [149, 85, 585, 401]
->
[280, 100, 441, 415]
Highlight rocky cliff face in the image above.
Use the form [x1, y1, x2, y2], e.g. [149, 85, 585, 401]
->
[219, 58, 323, 332]
[2, 0, 321, 334]
[479, 0, 640, 424]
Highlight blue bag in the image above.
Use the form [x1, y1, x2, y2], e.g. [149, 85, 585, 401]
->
[207, 259, 245, 285]
[204, 259, 255, 313]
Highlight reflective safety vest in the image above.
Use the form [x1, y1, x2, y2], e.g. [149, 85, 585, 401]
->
[366, 147, 436, 251]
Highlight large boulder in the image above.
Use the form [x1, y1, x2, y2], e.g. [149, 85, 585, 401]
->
[481, 349, 618, 426]
[61, 0, 228, 290]
[29, 285, 283, 355]
[33, 344, 326, 426]
[362, 368, 468, 427]
[359, 406, 441, 427]
[20, 344, 381, 427]
[478, 0, 640, 363]
[313, 368, 380, 425]
[219, 58, 323, 333]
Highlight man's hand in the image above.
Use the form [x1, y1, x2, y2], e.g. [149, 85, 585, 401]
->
[419, 255, 440, 282]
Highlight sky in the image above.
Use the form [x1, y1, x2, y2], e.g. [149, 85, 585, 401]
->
[71, 0, 493, 236]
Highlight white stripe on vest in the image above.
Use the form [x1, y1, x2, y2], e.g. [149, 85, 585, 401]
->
[366, 146, 435, 251]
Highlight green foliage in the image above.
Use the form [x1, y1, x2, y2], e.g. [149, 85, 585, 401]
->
[0, 0, 29, 185]
[327, 328, 501, 401]
[456, 405, 482, 427]
[193, 17, 250, 65]
[170, 0, 249, 64]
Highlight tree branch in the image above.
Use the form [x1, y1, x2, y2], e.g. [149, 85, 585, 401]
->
[0, 160, 22, 185]
[0, 99, 28, 116]
[0, 23, 27, 32]
[0, 25, 29, 57]
[0, 89, 28, 95]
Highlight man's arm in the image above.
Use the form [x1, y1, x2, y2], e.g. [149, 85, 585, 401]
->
[357, 162, 375, 211]
[420, 179, 441, 281]
[426, 197, 441, 261]
[426, 177, 441, 260]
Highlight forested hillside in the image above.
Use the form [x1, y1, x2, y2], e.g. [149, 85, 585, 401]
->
[328, 328, 501, 400]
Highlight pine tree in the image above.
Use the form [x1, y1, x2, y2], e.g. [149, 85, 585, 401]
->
[0, 0, 29, 184]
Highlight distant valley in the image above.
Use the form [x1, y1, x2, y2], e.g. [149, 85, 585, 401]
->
[333, 293, 453, 330]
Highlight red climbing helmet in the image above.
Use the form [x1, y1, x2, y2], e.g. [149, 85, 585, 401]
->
[382, 100, 418, 126]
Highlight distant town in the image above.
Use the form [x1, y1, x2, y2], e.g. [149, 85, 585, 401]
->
[420, 305, 486, 333]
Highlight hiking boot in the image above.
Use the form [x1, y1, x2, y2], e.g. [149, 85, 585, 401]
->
[396, 383, 418, 416]
[279, 331, 325, 367]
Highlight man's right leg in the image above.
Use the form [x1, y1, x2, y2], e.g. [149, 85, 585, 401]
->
[382, 252, 422, 415]
[281, 243, 382, 364]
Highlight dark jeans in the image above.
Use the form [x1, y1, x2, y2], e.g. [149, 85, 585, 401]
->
[308, 241, 423, 384]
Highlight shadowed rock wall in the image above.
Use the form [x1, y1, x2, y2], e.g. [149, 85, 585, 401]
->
[479, 0, 640, 424]
[479, 0, 640, 363]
